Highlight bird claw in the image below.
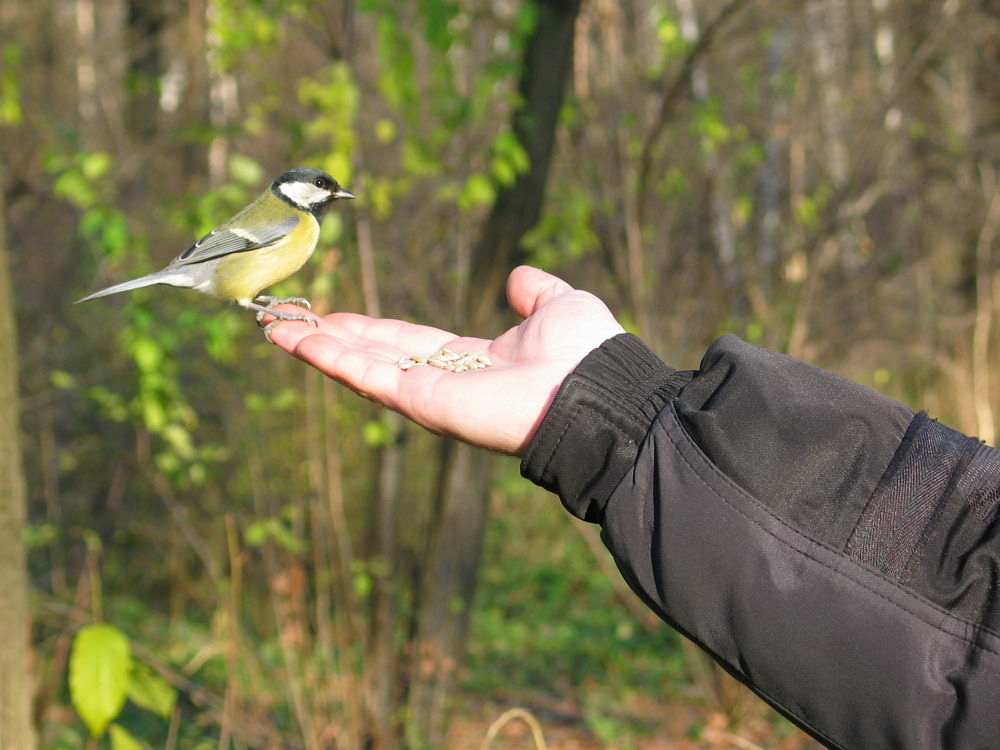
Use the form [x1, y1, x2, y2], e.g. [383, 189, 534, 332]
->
[251, 295, 317, 343]
[261, 314, 318, 343]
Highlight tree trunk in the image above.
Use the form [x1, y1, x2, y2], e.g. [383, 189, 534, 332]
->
[0, 140, 36, 750]
[405, 1, 582, 745]
[467, 0, 583, 332]
[756, 20, 789, 273]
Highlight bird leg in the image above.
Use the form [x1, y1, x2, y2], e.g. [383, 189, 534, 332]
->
[255, 294, 311, 309]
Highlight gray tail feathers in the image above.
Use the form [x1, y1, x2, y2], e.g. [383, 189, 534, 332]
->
[75, 269, 184, 304]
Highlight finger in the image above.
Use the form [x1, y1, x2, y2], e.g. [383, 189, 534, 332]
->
[289, 331, 409, 408]
[330, 317, 494, 359]
[321, 312, 456, 347]
[268, 308, 454, 355]
[505, 265, 575, 319]
[290, 332, 480, 441]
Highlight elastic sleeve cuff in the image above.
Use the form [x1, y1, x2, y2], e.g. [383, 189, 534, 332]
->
[520, 333, 690, 522]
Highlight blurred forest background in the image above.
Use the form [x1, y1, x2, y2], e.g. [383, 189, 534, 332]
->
[1, 0, 998, 748]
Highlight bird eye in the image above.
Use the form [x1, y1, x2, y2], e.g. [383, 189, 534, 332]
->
[314, 177, 328, 189]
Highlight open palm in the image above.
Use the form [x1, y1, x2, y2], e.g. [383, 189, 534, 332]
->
[267, 266, 626, 454]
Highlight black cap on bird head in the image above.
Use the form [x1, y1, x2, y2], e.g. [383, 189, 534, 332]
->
[272, 167, 354, 219]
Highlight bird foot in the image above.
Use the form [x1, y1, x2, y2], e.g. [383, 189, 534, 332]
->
[253, 295, 311, 325]
[260, 313, 318, 343]
[245, 296, 317, 343]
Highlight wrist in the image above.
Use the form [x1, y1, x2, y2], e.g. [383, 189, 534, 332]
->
[520, 333, 690, 522]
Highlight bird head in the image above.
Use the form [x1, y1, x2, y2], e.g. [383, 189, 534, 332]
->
[272, 168, 354, 219]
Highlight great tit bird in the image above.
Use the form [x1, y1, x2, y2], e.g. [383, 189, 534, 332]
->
[76, 167, 354, 340]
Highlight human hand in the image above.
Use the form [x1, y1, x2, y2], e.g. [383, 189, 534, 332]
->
[267, 266, 626, 455]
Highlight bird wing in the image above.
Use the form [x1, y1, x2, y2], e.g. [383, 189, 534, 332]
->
[170, 216, 300, 266]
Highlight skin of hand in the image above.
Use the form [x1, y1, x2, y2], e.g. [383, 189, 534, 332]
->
[267, 265, 626, 455]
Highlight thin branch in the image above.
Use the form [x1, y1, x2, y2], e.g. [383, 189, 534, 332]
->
[636, 0, 754, 216]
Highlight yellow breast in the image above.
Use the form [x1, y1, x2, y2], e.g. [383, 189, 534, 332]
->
[213, 216, 319, 304]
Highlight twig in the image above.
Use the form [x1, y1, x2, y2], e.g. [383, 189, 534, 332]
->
[972, 166, 1000, 445]
[479, 708, 548, 750]
[636, 0, 753, 215]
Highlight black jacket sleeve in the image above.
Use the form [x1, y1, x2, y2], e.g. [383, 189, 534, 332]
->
[521, 332, 1000, 750]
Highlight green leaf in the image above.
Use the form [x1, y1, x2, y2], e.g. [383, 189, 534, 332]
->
[458, 173, 495, 209]
[374, 118, 396, 143]
[49, 369, 77, 389]
[70, 624, 132, 737]
[130, 337, 164, 372]
[23, 522, 57, 549]
[81, 151, 112, 181]
[128, 661, 177, 719]
[109, 723, 144, 750]
[0, 43, 23, 125]
[362, 418, 391, 448]
[245, 518, 306, 554]
[228, 154, 264, 186]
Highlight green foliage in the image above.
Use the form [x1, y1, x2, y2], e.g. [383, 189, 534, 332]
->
[467, 482, 683, 704]
[794, 183, 833, 231]
[490, 130, 530, 186]
[691, 97, 732, 155]
[367, 7, 418, 113]
[208, 0, 283, 71]
[108, 724, 144, 750]
[23, 522, 58, 549]
[351, 558, 375, 599]
[169, 155, 262, 239]
[298, 62, 358, 184]
[459, 173, 496, 209]
[121, 317, 218, 484]
[362, 414, 393, 447]
[0, 42, 23, 125]
[48, 149, 140, 262]
[127, 661, 178, 720]
[69, 624, 133, 737]
[522, 183, 599, 268]
[648, 10, 688, 77]
[69, 623, 177, 748]
[245, 515, 306, 554]
[361, 0, 535, 225]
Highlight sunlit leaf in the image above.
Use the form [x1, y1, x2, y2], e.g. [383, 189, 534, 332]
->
[245, 518, 306, 554]
[228, 154, 263, 186]
[362, 417, 391, 447]
[374, 118, 396, 143]
[70, 624, 132, 737]
[50, 370, 76, 389]
[81, 151, 112, 180]
[23, 522, 57, 549]
[130, 337, 163, 372]
[109, 723, 144, 750]
[0, 43, 22, 125]
[459, 173, 495, 209]
[128, 661, 177, 719]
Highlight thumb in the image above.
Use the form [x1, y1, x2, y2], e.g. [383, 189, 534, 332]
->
[505, 265, 575, 319]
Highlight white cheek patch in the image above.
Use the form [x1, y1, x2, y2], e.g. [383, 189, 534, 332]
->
[278, 181, 331, 208]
